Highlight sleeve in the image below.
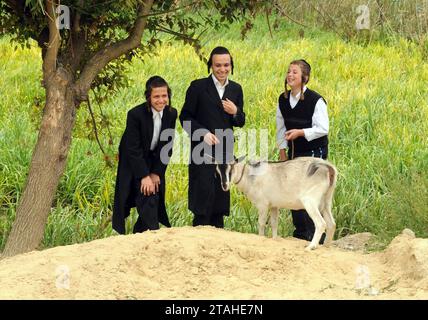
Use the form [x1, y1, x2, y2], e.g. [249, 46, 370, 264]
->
[231, 85, 245, 127]
[179, 81, 209, 137]
[303, 98, 329, 142]
[276, 105, 288, 149]
[122, 110, 150, 179]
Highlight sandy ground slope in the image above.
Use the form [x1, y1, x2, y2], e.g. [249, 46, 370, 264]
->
[0, 227, 427, 299]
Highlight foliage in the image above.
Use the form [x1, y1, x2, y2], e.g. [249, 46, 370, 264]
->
[0, 0, 274, 100]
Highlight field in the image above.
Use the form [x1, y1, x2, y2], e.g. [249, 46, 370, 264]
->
[0, 16, 427, 252]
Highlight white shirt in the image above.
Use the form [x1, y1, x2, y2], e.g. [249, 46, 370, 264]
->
[212, 74, 229, 99]
[150, 107, 163, 151]
[276, 86, 329, 149]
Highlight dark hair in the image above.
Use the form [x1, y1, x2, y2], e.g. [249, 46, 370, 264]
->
[207, 46, 234, 74]
[144, 75, 172, 108]
[285, 59, 312, 100]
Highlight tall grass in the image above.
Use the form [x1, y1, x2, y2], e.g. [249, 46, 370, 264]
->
[0, 15, 427, 252]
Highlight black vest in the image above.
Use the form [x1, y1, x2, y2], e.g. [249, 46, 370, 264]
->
[278, 88, 328, 152]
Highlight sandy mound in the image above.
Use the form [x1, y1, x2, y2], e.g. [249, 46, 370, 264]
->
[381, 229, 428, 293]
[0, 227, 427, 299]
[332, 232, 374, 251]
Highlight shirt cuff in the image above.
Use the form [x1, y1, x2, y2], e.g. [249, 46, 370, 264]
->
[277, 140, 288, 149]
[303, 128, 313, 141]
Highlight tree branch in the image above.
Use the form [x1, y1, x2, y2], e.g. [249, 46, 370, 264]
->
[265, 7, 273, 39]
[156, 25, 200, 43]
[274, 2, 308, 28]
[75, 0, 154, 100]
[92, 89, 115, 148]
[308, 2, 351, 40]
[72, 3, 82, 35]
[87, 97, 106, 156]
[43, 0, 61, 79]
[68, 0, 86, 73]
[138, 1, 198, 18]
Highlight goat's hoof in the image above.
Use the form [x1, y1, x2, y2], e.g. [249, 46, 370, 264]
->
[305, 244, 316, 251]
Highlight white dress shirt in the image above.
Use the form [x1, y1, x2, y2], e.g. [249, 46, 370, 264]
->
[150, 107, 163, 151]
[212, 74, 229, 99]
[212, 74, 239, 119]
[276, 86, 329, 149]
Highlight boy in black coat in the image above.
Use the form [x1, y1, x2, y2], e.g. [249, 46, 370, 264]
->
[113, 76, 177, 234]
[180, 47, 245, 228]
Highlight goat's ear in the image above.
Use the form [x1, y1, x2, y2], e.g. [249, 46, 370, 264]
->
[236, 155, 246, 163]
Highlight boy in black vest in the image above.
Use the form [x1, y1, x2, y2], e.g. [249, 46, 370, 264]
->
[276, 59, 329, 243]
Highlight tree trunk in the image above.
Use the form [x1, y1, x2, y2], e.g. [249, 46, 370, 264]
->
[2, 68, 77, 258]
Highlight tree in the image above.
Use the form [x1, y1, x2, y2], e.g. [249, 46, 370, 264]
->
[0, 0, 274, 257]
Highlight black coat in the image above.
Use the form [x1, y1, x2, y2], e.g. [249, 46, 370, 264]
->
[113, 102, 177, 234]
[179, 76, 245, 217]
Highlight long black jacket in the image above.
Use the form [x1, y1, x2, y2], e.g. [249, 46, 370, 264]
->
[113, 102, 177, 234]
[179, 76, 245, 216]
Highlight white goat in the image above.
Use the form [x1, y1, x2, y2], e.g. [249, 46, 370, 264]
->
[216, 156, 337, 250]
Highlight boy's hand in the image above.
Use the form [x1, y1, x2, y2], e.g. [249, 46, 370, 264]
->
[285, 129, 304, 141]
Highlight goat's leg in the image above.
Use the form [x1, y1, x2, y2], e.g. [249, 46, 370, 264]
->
[301, 199, 326, 251]
[257, 207, 269, 237]
[321, 196, 336, 247]
[320, 183, 337, 247]
[270, 207, 279, 239]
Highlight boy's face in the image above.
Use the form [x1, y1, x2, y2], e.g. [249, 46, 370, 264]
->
[287, 64, 303, 88]
[150, 86, 169, 112]
[211, 54, 231, 84]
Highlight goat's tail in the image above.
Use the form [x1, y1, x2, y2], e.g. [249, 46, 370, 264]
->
[307, 161, 337, 188]
[321, 163, 337, 211]
[306, 162, 337, 222]
[323, 163, 337, 215]
[326, 164, 337, 188]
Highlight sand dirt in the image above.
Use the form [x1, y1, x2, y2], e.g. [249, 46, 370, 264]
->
[0, 227, 427, 299]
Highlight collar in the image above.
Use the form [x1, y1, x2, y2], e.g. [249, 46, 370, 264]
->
[290, 85, 307, 99]
[212, 74, 229, 89]
[151, 107, 164, 119]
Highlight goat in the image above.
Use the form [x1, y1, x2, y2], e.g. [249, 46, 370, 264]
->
[215, 156, 337, 250]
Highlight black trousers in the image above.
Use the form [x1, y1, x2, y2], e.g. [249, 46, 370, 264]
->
[192, 212, 224, 228]
[288, 145, 328, 244]
[132, 152, 162, 234]
[190, 163, 228, 229]
[133, 193, 160, 233]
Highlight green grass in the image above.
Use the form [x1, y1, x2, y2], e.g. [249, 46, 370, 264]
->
[1, 16, 427, 252]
